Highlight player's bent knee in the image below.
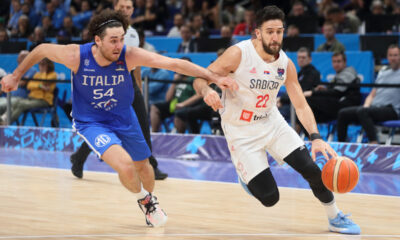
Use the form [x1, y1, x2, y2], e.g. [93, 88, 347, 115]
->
[133, 158, 150, 170]
[247, 168, 280, 207]
[258, 189, 280, 207]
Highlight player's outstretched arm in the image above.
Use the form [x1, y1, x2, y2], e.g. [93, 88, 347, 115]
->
[0, 43, 80, 92]
[125, 46, 239, 91]
[193, 46, 241, 111]
[285, 59, 337, 161]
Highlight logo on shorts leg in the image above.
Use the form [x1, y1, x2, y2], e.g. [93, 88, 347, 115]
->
[95, 134, 111, 147]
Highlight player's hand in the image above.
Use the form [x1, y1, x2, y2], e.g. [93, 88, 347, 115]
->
[214, 75, 238, 91]
[310, 139, 338, 161]
[0, 74, 19, 93]
[203, 88, 222, 111]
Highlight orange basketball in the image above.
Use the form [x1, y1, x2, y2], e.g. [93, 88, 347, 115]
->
[321, 156, 359, 193]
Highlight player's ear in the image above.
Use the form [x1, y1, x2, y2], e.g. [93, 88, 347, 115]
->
[254, 28, 261, 40]
[94, 35, 101, 46]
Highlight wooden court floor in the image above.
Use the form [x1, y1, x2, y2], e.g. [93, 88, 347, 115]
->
[0, 164, 399, 240]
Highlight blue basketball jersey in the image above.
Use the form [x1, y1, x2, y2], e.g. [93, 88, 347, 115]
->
[71, 43, 134, 126]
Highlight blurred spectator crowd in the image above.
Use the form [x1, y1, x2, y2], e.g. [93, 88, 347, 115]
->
[1, 0, 400, 46]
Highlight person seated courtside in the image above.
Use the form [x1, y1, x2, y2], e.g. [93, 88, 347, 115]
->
[150, 57, 201, 133]
[0, 58, 56, 125]
[336, 44, 400, 144]
[302, 51, 362, 126]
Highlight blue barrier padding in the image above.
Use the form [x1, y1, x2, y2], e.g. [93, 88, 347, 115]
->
[2, 127, 400, 176]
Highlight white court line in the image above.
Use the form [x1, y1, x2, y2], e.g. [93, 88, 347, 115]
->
[0, 233, 399, 239]
[0, 233, 400, 239]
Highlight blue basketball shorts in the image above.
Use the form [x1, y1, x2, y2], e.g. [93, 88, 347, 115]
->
[73, 120, 151, 161]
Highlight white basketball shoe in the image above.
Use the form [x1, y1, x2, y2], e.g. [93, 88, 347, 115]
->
[137, 193, 168, 227]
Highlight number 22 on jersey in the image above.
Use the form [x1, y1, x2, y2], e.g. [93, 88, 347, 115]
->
[256, 94, 269, 108]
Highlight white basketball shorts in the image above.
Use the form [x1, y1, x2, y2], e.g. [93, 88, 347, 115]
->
[222, 107, 304, 184]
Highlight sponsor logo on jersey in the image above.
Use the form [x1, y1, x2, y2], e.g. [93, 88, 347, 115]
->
[84, 59, 89, 66]
[253, 112, 268, 121]
[115, 66, 125, 71]
[83, 68, 95, 72]
[92, 98, 118, 111]
[116, 61, 125, 71]
[95, 134, 111, 147]
[275, 68, 285, 80]
[249, 67, 257, 74]
[240, 109, 253, 122]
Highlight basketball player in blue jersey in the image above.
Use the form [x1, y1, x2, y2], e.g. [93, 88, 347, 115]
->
[70, 0, 168, 180]
[194, 6, 360, 235]
[0, 9, 237, 227]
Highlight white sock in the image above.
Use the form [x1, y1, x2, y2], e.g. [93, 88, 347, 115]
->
[322, 200, 340, 219]
[135, 186, 149, 200]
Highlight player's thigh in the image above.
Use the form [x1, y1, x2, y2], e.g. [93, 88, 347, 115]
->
[102, 144, 134, 172]
[74, 123, 122, 158]
[118, 124, 151, 161]
[74, 123, 136, 170]
[232, 149, 269, 185]
[267, 118, 304, 163]
[225, 125, 269, 184]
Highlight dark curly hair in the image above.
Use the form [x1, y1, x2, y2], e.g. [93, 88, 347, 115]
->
[255, 5, 285, 29]
[88, 9, 129, 40]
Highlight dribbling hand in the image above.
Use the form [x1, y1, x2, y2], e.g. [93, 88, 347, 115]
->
[311, 139, 338, 162]
[0, 74, 19, 93]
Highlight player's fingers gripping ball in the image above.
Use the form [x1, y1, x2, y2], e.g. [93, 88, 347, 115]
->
[322, 156, 359, 193]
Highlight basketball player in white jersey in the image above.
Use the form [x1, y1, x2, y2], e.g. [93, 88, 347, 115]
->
[194, 5, 360, 235]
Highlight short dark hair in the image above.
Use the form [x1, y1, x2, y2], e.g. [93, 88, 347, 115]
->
[113, 0, 134, 7]
[255, 5, 285, 29]
[388, 44, 400, 51]
[88, 9, 129, 39]
[332, 51, 346, 62]
[298, 47, 311, 57]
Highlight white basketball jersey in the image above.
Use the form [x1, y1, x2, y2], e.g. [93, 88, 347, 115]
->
[220, 39, 289, 125]
[125, 26, 139, 47]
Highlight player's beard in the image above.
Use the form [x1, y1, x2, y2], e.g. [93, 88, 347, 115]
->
[261, 37, 281, 55]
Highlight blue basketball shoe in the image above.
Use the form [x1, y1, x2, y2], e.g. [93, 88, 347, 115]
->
[328, 211, 361, 235]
